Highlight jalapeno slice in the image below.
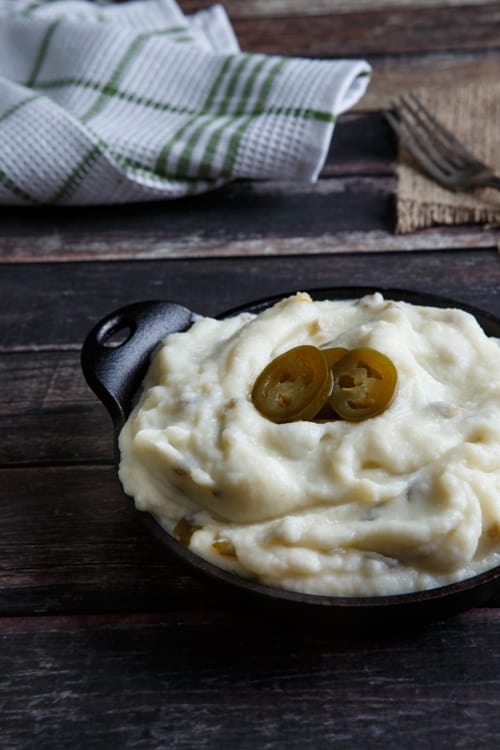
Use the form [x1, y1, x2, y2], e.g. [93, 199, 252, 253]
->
[252, 345, 331, 423]
[328, 347, 397, 421]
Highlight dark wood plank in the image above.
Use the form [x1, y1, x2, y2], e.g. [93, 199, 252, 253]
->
[2, 251, 499, 469]
[1, 251, 500, 352]
[4, 197, 498, 261]
[0, 112, 497, 262]
[1, 458, 499, 615]
[0, 113, 395, 263]
[180, 2, 500, 111]
[1, 609, 500, 749]
[1, 5, 499, 743]
[0, 351, 113, 465]
[2, 178, 497, 262]
[323, 112, 396, 175]
[180, 0, 500, 57]
[1, 249, 500, 613]
[0, 465, 226, 615]
[0, 230, 498, 462]
[0, 177, 396, 263]
[226, 5, 500, 57]
[0, 402, 112, 465]
[0, 351, 92, 404]
[180, 0, 500, 17]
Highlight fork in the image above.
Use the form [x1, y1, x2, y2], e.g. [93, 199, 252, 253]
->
[384, 93, 500, 193]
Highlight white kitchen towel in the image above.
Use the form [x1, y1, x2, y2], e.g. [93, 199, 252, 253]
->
[0, 0, 371, 205]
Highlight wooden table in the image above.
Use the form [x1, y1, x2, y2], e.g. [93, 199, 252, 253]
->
[2, 2, 500, 747]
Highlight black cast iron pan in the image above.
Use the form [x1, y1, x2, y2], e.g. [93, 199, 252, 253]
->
[81, 287, 500, 628]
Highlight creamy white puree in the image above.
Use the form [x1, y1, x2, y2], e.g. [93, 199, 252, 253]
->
[118, 293, 500, 596]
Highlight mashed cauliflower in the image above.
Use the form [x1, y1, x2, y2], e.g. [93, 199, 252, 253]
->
[118, 292, 500, 596]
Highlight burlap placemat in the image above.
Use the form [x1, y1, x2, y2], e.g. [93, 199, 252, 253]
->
[396, 81, 500, 234]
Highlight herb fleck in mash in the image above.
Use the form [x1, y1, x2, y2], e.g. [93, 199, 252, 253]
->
[118, 292, 500, 596]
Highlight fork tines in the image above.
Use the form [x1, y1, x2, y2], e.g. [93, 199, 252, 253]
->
[385, 93, 498, 192]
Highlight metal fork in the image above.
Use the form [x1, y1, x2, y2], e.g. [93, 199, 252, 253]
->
[384, 93, 500, 193]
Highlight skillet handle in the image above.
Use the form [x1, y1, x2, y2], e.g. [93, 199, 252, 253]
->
[81, 300, 194, 429]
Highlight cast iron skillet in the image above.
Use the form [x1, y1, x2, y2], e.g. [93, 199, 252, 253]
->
[81, 287, 500, 627]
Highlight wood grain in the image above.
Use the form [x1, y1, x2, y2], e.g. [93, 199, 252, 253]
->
[227, 6, 500, 57]
[2, 460, 498, 615]
[0, 178, 498, 262]
[1, 112, 497, 263]
[1, 252, 500, 352]
[179, 1, 500, 112]
[1, 253, 500, 617]
[2, 5, 500, 747]
[0, 465, 225, 616]
[180, 0, 500, 17]
[1, 609, 500, 749]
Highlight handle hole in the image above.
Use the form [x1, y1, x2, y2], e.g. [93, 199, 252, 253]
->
[98, 317, 135, 349]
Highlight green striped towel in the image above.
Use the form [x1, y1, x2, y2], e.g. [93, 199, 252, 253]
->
[0, 0, 371, 205]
